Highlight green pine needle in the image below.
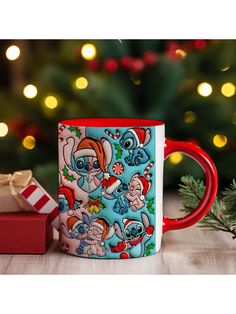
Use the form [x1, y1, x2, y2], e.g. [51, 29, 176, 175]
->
[179, 175, 236, 239]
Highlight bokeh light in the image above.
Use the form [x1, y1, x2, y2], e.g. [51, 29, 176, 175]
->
[81, 43, 96, 60]
[22, 135, 36, 150]
[75, 77, 88, 89]
[197, 82, 212, 97]
[169, 152, 183, 165]
[213, 134, 227, 148]
[23, 84, 38, 99]
[184, 111, 197, 123]
[175, 49, 187, 58]
[44, 96, 58, 109]
[221, 82, 235, 97]
[6, 45, 20, 61]
[221, 66, 230, 72]
[0, 123, 8, 137]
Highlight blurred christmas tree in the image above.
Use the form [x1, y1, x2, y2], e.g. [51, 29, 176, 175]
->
[0, 39, 236, 194]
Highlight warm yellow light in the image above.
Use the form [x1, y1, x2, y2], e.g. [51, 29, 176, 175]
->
[221, 66, 230, 72]
[23, 84, 38, 99]
[133, 78, 142, 85]
[184, 111, 197, 124]
[221, 82, 235, 97]
[213, 134, 227, 148]
[44, 96, 58, 109]
[22, 135, 36, 150]
[81, 43, 96, 60]
[197, 82, 212, 97]
[0, 123, 8, 137]
[75, 77, 88, 89]
[169, 152, 183, 165]
[6, 45, 20, 61]
[175, 49, 187, 58]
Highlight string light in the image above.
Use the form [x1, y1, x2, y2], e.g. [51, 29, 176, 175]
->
[221, 66, 230, 72]
[221, 82, 235, 97]
[23, 84, 38, 99]
[44, 96, 58, 109]
[75, 77, 88, 89]
[184, 111, 197, 123]
[197, 82, 212, 97]
[22, 135, 36, 150]
[6, 45, 20, 61]
[0, 123, 8, 137]
[81, 43, 96, 61]
[213, 134, 227, 148]
[169, 152, 183, 165]
[175, 49, 187, 58]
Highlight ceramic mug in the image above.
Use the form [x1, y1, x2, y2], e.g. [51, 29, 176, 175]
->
[58, 118, 218, 259]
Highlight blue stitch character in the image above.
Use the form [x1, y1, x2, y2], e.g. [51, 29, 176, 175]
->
[102, 175, 130, 215]
[60, 212, 90, 255]
[110, 212, 154, 258]
[58, 186, 82, 216]
[119, 127, 151, 166]
[63, 137, 112, 193]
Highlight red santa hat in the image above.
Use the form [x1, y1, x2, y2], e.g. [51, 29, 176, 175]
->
[67, 216, 81, 233]
[133, 175, 151, 200]
[101, 175, 121, 194]
[91, 218, 109, 241]
[123, 218, 137, 229]
[58, 186, 75, 216]
[127, 127, 146, 148]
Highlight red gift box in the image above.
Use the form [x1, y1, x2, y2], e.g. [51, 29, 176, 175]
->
[0, 212, 53, 254]
[0, 170, 59, 230]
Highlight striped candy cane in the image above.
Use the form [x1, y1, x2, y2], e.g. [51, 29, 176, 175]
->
[144, 162, 154, 178]
[105, 129, 120, 139]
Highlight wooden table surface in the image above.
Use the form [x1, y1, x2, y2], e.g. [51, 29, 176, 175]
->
[0, 194, 235, 274]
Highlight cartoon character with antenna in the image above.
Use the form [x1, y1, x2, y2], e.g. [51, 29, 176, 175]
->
[110, 212, 154, 258]
[63, 136, 112, 193]
[119, 127, 151, 166]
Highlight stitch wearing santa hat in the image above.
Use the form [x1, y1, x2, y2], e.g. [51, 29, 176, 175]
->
[58, 186, 76, 216]
[101, 175, 122, 195]
[127, 127, 150, 148]
[132, 175, 151, 201]
[67, 215, 81, 233]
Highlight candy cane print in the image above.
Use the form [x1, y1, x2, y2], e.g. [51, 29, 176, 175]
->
[105, 129, 120, 139]
[58, 124, 66, 134]
[144, 162, 154, 178]
[58, 124, 66, 142]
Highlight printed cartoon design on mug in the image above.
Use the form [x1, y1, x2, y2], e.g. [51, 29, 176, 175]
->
[61, 213, 90, 241]
[101, 175, 130, 215]
[58, 186, 83, 216]
[110, 212, 154, 258]
[119, 127, 151, 166]
[125, 174, 152, 211]
[61, 213, 114, 257]
[58, 124, 156, 258]
[63, 136, 112, 193]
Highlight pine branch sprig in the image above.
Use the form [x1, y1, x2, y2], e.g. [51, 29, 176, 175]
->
[179, 175, 236, 239]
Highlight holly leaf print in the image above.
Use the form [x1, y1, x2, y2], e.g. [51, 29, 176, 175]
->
[145, 243, 155, 256]
[114, 144, 123, 160]
[62, 165, 75, 182]
[68, 126, 81, 139]
[146, 198, 155, 214]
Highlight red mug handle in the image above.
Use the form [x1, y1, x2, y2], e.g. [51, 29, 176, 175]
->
[163, 139, 218, 233]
